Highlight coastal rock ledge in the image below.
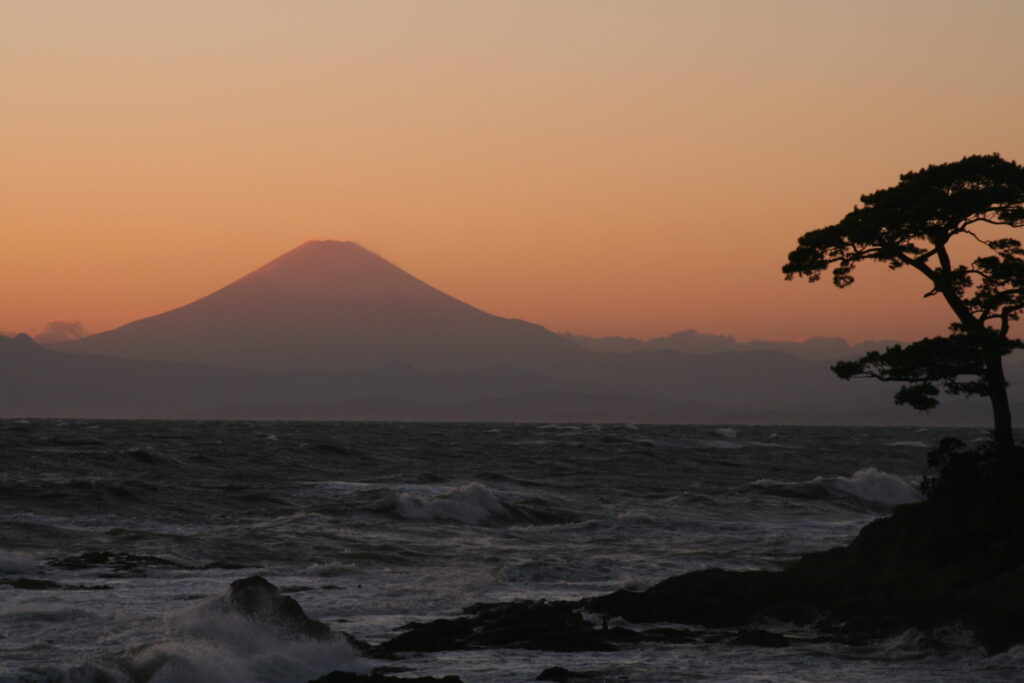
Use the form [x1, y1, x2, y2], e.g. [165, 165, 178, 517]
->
[589, 496, 1024, 653]
[370, 489, 1024, 657]
[229, 480, 1024, 681]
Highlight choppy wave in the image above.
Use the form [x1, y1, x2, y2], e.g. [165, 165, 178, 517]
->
[829, 468, 922, 506]
[371, 482, 574, 526]
[304, 561, 362, 577]
[749, 467, 922, 508]
[386, 483, 512, 525]
[634, 433, 799, 450]
[314, 479, 578, 526]
[0, 606, 100, 623]
[3, 419, 987, 682]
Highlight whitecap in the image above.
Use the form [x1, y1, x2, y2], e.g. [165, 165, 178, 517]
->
[828, 467, 923, 506]
[305, 561, 361, 577]
[885, 441, 930, 448]
[748, 467, 922, 508]
[389, 482, 514, 525]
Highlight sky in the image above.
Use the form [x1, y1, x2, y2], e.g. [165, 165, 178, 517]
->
[3, 1, 1024, 343]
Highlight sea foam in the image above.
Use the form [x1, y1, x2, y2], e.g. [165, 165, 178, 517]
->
[116, 599, 367, 683]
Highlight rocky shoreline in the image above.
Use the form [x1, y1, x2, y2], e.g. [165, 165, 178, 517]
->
[207, 483, 1024, 682]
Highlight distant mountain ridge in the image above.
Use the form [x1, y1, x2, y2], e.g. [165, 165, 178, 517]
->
[2, 334, 1014, 425]
[563, 330, 895, 362]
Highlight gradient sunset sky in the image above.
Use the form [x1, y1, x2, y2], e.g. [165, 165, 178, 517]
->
[4, 1, 1023, 343]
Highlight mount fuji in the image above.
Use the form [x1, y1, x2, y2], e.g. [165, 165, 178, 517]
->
[59, 240, 583, 373]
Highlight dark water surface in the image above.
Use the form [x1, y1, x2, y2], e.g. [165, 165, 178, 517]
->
[1, 420, 1021, 681]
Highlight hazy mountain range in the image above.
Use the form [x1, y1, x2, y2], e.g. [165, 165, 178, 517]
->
[561, 330, 896, 362]
[2, 240, 1018, 425]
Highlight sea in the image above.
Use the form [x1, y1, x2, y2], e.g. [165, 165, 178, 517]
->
[2, 419, 1023, 682]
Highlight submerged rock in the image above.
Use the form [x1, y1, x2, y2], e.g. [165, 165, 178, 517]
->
[2, 577, 61, 590]
[536, 666, 591, 681]
[732, 629, 789, 648]
[310, 673, 462, 683]
[47, 551, 256, 573]
[0, 577, 111, 591]
[47, 551, 187, 572]
[587, 567, 801, 628]
[370, 599, 708, 655]
[224, 575, 331, 640]
[377, 600, 615, 654]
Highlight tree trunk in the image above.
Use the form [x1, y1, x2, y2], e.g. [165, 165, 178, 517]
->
[983, 346, 1015, 452]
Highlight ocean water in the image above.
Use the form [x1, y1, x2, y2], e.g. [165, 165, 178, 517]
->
[1, 419, 1022, 682]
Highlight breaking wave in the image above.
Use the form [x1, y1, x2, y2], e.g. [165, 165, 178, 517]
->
[364, 482, 576, 526]
[16, 593, 368, 683]
[748, 467, 922, 509]
[130, 600, 363, 683]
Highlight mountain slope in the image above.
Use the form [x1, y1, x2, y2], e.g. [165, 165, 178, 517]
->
[59, 241, 583, 373]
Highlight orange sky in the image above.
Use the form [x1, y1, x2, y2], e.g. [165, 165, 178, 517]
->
[3, 1, 1024, 343]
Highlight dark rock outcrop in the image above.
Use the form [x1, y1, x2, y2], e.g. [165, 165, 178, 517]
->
[309, 672, 462, 683]
[224, 575, 331, 640]
[377, 600, 615, 654]
[370, 600, 706, 655]
[732, 629, 790, 648]
[536, 666, 591, 681]
[587, 492, 1024, 653]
